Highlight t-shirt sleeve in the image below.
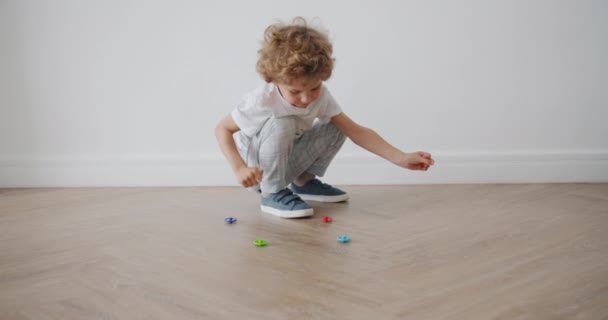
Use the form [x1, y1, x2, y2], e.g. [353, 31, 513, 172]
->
[317, 88, 343, 123]
[231, 95, 272, 137]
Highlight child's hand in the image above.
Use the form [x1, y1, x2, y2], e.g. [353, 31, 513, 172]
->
[398, 152, 435, 171]
[236, 166, 264, 187]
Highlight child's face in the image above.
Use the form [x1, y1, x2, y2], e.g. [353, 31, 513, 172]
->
[276, 78, 323, 108]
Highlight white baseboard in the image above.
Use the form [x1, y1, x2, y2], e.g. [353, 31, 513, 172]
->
[0, 150, 607, 187]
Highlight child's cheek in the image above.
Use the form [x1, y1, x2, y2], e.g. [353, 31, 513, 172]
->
[293, 95, 302, 104]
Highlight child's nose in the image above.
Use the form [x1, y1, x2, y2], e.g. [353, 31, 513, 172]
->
[301, 94, 310, 103]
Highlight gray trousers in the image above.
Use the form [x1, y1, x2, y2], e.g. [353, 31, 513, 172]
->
[235, 116, 346, 193]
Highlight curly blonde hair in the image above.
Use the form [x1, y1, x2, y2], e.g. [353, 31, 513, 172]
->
[256, 17, 334, 84]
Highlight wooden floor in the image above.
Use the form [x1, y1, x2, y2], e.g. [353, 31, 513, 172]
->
[1, 184, 607, 320]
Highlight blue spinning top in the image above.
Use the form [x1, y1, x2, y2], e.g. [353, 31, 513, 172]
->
[337, 235, 351, 243]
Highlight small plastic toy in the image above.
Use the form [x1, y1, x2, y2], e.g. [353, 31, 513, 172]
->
[321, 216, 332, 223]
[337, 235, 351, 243]
[224, 217, 237, 224]
[253, 239, 268, 247]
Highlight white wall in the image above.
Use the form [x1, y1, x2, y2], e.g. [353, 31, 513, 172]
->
[1, 0, 607, 187]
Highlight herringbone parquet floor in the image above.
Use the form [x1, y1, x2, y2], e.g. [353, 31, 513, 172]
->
[1, 184, 607, 319]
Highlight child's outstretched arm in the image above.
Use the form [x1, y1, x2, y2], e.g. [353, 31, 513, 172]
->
[215, 115, 264, 187]
[331, 112, 434, 171]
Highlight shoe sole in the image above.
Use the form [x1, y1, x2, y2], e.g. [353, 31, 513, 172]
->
[260, 205, 314, 218]
[295, 193, 349, 203]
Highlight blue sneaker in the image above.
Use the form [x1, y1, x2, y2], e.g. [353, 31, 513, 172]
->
[289, 179, 349, 203]
[260, 188, 314, 218]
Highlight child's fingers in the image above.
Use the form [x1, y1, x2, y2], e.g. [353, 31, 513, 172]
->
[254, 168, 264, 182]
[418, 155, 432, 166]
[419, 151, 432, 159]
[246, 177, 256, 186]
[241, 179, 252, 188]
[418, 152, 435, 165]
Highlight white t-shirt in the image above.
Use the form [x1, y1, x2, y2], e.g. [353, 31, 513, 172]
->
[231, 83, 343, 138]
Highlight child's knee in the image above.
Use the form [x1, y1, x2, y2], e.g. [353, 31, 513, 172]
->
[270, 116, 297, 136]
[259, 116, 298, 144]
[258, 116, 298, 153]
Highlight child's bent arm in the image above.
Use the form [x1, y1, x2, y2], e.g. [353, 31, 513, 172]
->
[215, 114, 248, 173]
[215, 115, 264, 186]
[331, 112, 434, 170]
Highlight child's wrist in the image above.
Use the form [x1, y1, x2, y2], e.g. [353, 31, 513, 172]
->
[390, 151, 408, 165]
[231, 161, 247, 173]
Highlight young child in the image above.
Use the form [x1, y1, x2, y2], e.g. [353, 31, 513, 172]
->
[215, 17, 434, 218]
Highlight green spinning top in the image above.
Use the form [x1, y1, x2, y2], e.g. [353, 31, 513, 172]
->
[253, 239, 268, 247]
